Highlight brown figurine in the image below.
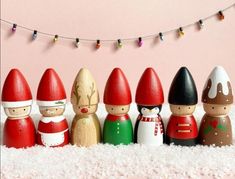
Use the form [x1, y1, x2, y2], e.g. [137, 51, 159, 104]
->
[199, 66, 233, 146]
[70, 68, 101, 147]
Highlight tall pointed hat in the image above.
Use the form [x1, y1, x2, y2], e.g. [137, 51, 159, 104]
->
[71, 68, 99, 106]
[103, 68, 132, 105]
[2, 69, 32, 108]
[168, 67, 198, 105]
[202, 66, 233, 104]
[135, 68, 164, 105]
[37, 68, 66, 106]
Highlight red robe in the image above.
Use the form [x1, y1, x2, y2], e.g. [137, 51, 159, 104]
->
[3, 116, 36, 148]
[37, 116, 69, 147]
[166, 115, 198, 139]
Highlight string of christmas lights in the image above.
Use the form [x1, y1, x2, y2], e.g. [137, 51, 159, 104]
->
[1, 3, 235, 49]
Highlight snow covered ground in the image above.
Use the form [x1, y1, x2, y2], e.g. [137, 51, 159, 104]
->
[1, 103, 235, 178]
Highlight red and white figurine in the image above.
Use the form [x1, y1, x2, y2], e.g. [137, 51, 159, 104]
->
[2, 69, 36, 148]
[36, 69, 69, 147]
[135, 68, 164, 146]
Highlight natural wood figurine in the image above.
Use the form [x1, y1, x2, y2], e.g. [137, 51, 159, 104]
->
[135, 68, 165, 146]
[103, 68, 133, 145]
[2, 69, 36, 148]
[70, 68, 101, 147]
[166, 67, 198, 146]
[36, 68, 69, 147]
[199, 66, 233, 146]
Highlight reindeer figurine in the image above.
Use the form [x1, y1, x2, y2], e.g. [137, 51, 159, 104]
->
[71, 68, 101, 147]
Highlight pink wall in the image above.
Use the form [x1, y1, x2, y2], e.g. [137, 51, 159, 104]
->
[1, 0, 235, 103]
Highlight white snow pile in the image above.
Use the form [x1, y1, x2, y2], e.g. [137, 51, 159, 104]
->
[1, 103, 235, 178]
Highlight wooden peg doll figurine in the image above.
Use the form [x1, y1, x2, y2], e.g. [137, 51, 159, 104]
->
[2, 69, 36, 148]
[199, 66, 233, 146]
[103, 68, 133, 145]
[36, 69, 69, 147]
[166, 67, 198, 146]
[135, 68, 165, 146]
[70, 68, 101, 147]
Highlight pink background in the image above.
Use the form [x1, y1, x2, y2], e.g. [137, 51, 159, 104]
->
[1, 0, 235, 103]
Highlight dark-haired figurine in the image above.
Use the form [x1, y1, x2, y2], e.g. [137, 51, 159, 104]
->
[166, 67, 198, 146]
[199, 66, 233, 146]
[135, 68, 164, 146]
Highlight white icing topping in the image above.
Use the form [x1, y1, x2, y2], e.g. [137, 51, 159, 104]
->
[203, 66, 231, 98]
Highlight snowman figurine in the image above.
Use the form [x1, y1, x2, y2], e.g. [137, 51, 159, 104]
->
[135, 68, 165, 146]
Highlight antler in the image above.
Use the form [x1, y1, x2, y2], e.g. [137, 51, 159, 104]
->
[73, 82, 81, 105]
[87, 82, 95, 106]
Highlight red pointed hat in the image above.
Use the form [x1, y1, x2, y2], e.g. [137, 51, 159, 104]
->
[2, 69, 32, 108]
[37, 68, 66, 106]
[103, 68, 132, 105]
[135, 68, 164, 105]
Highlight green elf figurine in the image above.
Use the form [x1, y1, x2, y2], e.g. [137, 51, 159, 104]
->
[103, 68, 133, 145]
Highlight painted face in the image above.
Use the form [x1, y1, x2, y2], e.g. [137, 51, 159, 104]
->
[170, 104, 196, 116]
[39, 105, 65, 117]
[105, 104, 130, 115]
[140, 107, 160, 116]
[73, 104, 98, 115]
[203, 103, 231, 116]
[4, 106, 31, 118]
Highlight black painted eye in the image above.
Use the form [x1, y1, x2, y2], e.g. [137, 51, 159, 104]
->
[178, 107, 180, 110]
[122, 108, 124, 111]
[188, 107, 191, 109]
[46, 109, 49, 111]
[111, 108, 114, 110]
[224, 107, 226, 110]
[56, 108, 58, 111]
[212, 107, 214, 109]
[24, 109, 26, 111]
[13, 110, 15, 112]
[78, 106, 81, 109]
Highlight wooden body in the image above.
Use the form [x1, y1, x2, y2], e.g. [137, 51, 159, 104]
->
[166, 114, 198, 146]
[3, 116, 35, 148]
[71, 113, 101, 147]
[198, 114, 232, 146]
[37, 116, 69, 147]
[103, 114, 133, 145]
[136, 114, 164, 146]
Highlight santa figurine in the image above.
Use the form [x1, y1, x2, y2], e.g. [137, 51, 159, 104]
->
[2, 69, 36, 148]
[166, 67, 198, 146]
[36, 68, 69, 147]
[135, 68, 164, 146]
[199, 66, 233, 146]
[103, 68, 133, 145]
[70, 68, 101, 147]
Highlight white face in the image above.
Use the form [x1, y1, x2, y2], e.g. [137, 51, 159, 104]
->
[141, 107, 160, 116]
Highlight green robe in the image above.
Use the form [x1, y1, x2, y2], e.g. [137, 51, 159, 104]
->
[103, 114, 133, 145]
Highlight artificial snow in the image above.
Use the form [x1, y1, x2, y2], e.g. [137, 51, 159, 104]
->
[1, 103, 235, 178]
